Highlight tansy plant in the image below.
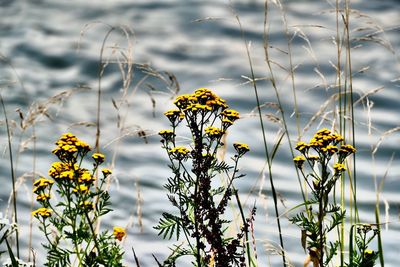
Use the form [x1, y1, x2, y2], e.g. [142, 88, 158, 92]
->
[290, 129, 377, 267]
[156, 88, 256, 267]
[346, 224, 379, 267]
[32, 133, 126, 266]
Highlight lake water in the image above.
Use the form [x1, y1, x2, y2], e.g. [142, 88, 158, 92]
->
[0, 0, 399, 266]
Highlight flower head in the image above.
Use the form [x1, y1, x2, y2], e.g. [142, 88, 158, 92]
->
[92, 153, 105, 164]
[36, 193, 51, 202]
[295, 141, 309, 153]
[159, 130, 175, 142]
[79, 172, 96, 184]
[233, 143, 250, 156]
[53, 133, 91, 160]
[205, 126, 225, 139]
[168, 146, 191, 160]
[339, 144, 356, 155]
[221, 109, 240, 122]
[113, 226, 126, 241]
[333, 162, 346, 173]
[293, 155, 306, 169]
[32, 208, 52, 219]
[33, 178, 54, 193]
[164, 109, 184, 125]
[73, 184, 90, 194]
[101, 168, 112, 176]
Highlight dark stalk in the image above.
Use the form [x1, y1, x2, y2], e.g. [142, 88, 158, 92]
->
[0, 93, 19, 258]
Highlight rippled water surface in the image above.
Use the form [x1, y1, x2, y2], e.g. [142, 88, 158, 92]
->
[0, 0, 399, 266]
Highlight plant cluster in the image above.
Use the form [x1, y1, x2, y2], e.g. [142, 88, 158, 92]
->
[156, 88, 255, 267]
[290, 128, 357, 266]
[32, 133, 126, 267]
[346, 224, 379, 267]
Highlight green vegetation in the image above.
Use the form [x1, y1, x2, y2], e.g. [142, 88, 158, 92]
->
[0, 0, 398, 266]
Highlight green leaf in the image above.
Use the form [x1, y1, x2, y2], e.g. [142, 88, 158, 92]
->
[5, 238, 18, 267]
[154, 213, 182, 240]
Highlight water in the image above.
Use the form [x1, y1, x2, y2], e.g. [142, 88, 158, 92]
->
[0, 0, 399, 266]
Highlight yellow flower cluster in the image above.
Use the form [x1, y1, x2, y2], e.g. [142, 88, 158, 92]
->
[164, 109, 185, 124]
[205, 126, 225, 139]
[113, 226, 126, 241]
[101, 168, 112, 176]
[159, 129, 175, 142]
[233, 142, 250, 156]
[168, 146, 191, 160]
[48, 162, 77, 180]
[33, 178, 54, 193]
[32, 134, 110, 219]
[333, 163, 346, 172]
[173, 88, 228, 113]
[295, 128, 356, 155]
[32, 207, 52, 219]
[92, 153, 105, 164]
[52, 133, 90, 159]
[293, 128, 356, 172]
[221, 109, 240, 122]
[169, 88, 232, 119]
[293, 155, 306, 168]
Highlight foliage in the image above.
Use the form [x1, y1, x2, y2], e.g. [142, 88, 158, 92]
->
[32, 133, 125, 267]
[290, 129, 368, 266]
[346, 224, 379, 267]
[156, 88, 256, 266]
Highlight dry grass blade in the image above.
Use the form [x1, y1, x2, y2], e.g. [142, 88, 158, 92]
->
[372, 126, 400, 155]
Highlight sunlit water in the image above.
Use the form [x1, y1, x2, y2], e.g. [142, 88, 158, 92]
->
[0, 0, 399, 266]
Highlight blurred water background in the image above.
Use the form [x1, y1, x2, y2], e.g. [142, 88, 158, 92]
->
[0, 0, 399, 266]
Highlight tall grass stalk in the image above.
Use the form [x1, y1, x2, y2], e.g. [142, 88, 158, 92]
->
[232, 7, 287, 266]
[0, 93, 20, 258]
[28, 125, 36, 262]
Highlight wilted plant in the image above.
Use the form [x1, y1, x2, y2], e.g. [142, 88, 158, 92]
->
[290, 128, 357, 266]
[156, 88, 256, 267]
[32, 133, 126, 266]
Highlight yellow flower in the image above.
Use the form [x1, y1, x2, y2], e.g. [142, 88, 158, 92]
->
[205, 126, 225, 139]
[33, 178, 54, 193]
[333, 162, 346, 172]
[113, 226, 126, 241]
[61, 144, 78, 153]
[174, 94, 196, 109]
[164, 109, 185, 124]
[32, 207, 52, 218]
[168, 146, 191, 160]
[321, 145, 338, 154]
[92, 153, 105, 164]
[221, 109, 240, 122]
[159, 130, 175, 141]
[307, 155, 320, 161]
[295, 141, 309, 152]
[233, 143, 250, 156]
[222, 118, 234, 127]
[101, 168, 112, 176]
[309, 138, 324, 148]
[339, 144, 356, 155]
[75, 140, 91, 151]
[316, 128, 331, 135]
[332, 132, 344, 142]
[73, 184, 90, 194]
[36, 193, 51, 202]
[293, 155, 306, 169]
[60, 170, 75, 180]
[79, 172, 95, 184]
